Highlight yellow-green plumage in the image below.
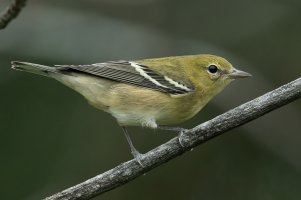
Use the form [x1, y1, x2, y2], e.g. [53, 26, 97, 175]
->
[11, 54, 251, 164]
[105, 54, 237, 127]
[11, 54, 250, 128]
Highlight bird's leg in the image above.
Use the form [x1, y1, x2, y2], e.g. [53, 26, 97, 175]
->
[157, 125, 188, 147]
[121, 126, 144, 167]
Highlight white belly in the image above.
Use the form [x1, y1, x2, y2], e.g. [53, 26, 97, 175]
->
[109, 108, 158, 128]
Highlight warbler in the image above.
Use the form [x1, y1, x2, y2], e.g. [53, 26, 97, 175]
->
[11, 54, 251, 165]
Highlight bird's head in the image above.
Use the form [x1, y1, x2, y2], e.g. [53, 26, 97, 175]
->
[183, 54, 251, 95]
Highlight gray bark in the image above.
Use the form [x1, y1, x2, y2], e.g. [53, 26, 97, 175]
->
[0, 0, 27, 29]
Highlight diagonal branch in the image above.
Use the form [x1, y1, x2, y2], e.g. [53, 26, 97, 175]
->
[0, 0, 27, 29]
[45, 77, 301, 200]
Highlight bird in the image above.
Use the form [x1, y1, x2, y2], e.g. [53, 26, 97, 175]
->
[11, 54, 251, 166]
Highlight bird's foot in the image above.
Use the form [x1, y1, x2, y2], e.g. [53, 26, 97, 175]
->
[131, 149, 145, 167]
[178, 128, 188, 147]
[157, 125, 188, 148]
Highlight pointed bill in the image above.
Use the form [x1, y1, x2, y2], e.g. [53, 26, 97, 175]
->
[228, 69, 252, 79]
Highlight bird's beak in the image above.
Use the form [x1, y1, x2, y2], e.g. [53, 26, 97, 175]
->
[228, 69, 252, 79]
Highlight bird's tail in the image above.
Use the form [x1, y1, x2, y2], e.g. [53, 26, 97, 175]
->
[11, 61, 58, 77]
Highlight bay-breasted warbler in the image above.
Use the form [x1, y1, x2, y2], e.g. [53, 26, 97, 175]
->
[12, 54, 251, 165]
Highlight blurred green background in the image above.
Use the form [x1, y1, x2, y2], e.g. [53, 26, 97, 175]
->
[1, 0, 301, 199]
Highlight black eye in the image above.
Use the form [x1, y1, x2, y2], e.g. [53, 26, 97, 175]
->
[208, 65, 218, 73]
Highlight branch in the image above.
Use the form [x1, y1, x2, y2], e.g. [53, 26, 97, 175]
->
[0, 0, 27, 29]
[45, 77, 301, 200]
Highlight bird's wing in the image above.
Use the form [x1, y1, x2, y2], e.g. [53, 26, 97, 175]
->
[56, 61, 193, 95]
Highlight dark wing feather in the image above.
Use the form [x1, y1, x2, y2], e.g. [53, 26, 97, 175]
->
[56, 61, 193, 95]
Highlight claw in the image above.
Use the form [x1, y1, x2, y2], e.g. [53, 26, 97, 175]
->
[131, 150, 145, 167]
[178, 129, 186, 147]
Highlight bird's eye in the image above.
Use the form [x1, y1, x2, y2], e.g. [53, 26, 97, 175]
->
[208, 65, 218, 74]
